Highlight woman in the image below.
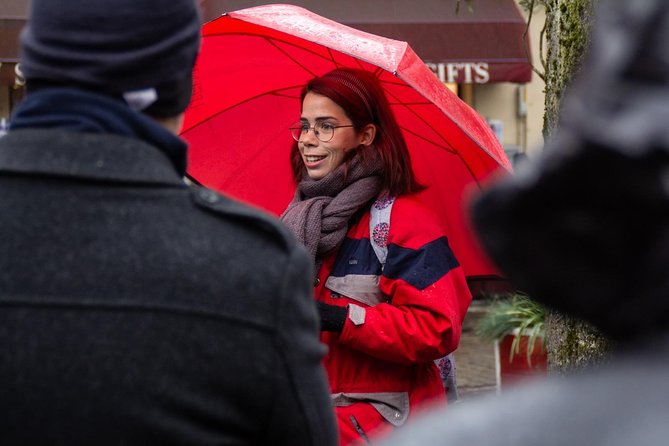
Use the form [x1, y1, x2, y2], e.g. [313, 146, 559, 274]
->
[281, 68, 472, 445]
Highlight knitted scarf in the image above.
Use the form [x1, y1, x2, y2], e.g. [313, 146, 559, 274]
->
[280, 151, 383, 267]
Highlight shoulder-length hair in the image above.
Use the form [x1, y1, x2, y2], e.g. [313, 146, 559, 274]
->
[289, 68, 424, 197]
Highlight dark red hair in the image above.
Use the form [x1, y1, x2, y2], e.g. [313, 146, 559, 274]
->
[290, 67, 424, 197]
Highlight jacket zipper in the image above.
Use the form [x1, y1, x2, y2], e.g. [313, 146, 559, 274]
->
[349, 415, 372, 445]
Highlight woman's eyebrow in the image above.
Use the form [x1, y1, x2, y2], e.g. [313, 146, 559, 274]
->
[300, 116, 339, 122]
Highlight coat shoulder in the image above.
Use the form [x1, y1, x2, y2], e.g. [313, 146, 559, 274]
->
[392, 193, 432, 215]
[389, 194, 443, 236]
[189, 185, 298, 253]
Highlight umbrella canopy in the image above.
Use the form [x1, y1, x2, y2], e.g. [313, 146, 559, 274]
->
[181, 4, 511, 284]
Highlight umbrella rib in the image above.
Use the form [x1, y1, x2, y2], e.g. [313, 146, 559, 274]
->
[381, 76, 510, 172]
[341, 52, 375, 72]
[265, 37, 321, 77]
[398, 125, 456, 153]
[383, 84, 487, 185]
[261, 35, 371, 76]
[181, 84, 305, 133]
[399, 122, 483, 187]
[205, 30, 341, 76]
[255, 32, 394, 77]
[381, 84, 454, 150]
[260, 37, 398, 81]
[381, 82, 489, 179]
[399, 118, 484, 187]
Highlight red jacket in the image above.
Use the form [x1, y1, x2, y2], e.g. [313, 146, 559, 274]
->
[315, 193, 472, 434]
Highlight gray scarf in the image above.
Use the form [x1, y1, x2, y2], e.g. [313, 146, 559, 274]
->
[280, 151, 383, 266]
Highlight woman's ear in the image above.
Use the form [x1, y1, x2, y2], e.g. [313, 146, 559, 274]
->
[359, 123, 377, 147]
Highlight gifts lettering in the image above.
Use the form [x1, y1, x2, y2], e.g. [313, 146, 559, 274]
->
[426, 62, 490, 84]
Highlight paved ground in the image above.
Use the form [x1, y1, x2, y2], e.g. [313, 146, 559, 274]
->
[452, 300, 500, 401]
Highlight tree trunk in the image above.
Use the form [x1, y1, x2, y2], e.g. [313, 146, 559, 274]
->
[542, 0, 610, 374]
[543, 0, 594, 140]
[545, 312, 610, 374]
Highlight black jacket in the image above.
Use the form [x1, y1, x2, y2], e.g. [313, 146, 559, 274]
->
[0, 128, 337, 445]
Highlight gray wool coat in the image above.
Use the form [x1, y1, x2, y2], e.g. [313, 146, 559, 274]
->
[0, 128, 337, 445]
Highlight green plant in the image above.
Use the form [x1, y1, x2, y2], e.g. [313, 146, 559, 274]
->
[476, 293, 546, 364]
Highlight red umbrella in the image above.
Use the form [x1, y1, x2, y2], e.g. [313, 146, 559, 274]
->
[181, 4, 511, 283]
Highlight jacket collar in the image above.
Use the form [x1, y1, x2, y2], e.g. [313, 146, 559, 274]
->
[0, 128, 184, 186]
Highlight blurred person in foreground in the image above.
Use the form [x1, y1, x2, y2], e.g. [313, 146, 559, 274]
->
[281, 68, 472, 445]
[0, 0, 337, 444]
[381, 0, 669, 445]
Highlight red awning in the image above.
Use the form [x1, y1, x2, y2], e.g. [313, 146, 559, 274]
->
[0, 0, 533, 85]
[0, 19, 23, 65]
[0, 0, 27, 86]
[0, 0, 27, 63]
[202, 0, 533, 83]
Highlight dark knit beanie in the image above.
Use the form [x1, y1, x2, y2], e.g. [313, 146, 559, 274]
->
[19, 0, 201, 117]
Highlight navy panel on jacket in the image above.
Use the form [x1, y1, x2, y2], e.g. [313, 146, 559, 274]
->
[384, 237, 459, 290]
[330, 237, 382, 277]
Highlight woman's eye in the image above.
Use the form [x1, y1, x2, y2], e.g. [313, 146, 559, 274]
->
[319, 122, 335, 131]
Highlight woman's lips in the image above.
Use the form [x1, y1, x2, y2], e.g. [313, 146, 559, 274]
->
[304, 155, 327, 166]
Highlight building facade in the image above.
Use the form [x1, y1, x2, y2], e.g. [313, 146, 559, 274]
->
[0, 0, 546, 157]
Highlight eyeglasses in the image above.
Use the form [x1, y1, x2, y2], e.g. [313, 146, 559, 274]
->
[289, 121, 355, 142]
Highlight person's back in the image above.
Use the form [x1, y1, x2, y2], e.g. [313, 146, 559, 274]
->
[0, 131, 334, 444]
[0, 0, 337, 444]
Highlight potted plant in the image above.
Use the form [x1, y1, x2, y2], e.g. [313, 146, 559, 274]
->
[476, 293, 547, 390]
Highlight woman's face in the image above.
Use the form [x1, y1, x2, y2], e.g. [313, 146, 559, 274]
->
[297, 92, 373, 180]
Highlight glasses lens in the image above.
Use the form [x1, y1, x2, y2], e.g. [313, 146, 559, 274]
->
[315, 122, 334, 142]
[289, 122, 337, 142]
[289, 122, 305, 141]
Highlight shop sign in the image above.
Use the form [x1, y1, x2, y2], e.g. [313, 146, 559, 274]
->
[426, 62, 490, 84]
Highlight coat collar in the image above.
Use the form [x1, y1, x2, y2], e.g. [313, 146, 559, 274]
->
[0, 128, 185, 186]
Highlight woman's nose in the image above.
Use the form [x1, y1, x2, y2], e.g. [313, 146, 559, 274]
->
[300, 128, 319, 145]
